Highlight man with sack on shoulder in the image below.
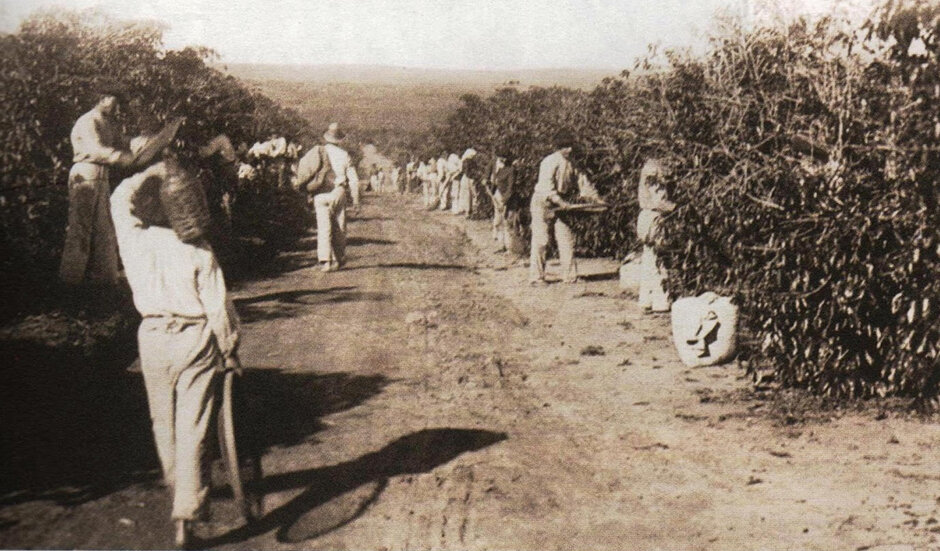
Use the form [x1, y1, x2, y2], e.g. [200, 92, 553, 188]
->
[111, 149, 240, 548]
[293, 123, 360, 272]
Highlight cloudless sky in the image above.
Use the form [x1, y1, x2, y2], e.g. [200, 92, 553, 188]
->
[0, 0, 877, 70]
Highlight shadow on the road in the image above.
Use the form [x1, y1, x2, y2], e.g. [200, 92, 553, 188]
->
[346, 236, 397, 246]
[349, 216, 392, 222]
[234, 286, 391, 323]
[203, 428, 508, 546]
[0, 360, 389, 508]
[342, 262, 469, 272]
[238, 369, 390, 451]
[235, 286, 357, 306]
[579, 271, 619, 282]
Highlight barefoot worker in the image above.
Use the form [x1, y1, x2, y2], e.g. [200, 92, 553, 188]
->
[528, 131, 600, 285]
[111, 154, 240, 548]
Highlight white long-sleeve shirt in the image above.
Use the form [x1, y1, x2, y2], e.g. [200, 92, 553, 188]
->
[638, 158, 674, 212]
[70, 107, 133, 180]
[111, 162, 239, 357]
[533, 151, 598, 205]
[324, 143, 360, 188]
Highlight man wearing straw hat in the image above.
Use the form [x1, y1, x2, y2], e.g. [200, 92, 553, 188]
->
[314, 123, 360, 272]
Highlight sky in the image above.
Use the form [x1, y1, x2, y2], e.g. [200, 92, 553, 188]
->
[0, 0, 878, 70]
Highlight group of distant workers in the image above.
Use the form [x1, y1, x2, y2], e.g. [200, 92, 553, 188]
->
[404, 130, 671, 304]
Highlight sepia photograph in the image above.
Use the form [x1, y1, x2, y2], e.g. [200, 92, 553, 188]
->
[0, 0, 938, 549]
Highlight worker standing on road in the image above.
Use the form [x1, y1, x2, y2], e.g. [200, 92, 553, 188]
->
[637, 157, 675, 312]
[425, 157, 441, 210]
[439, 152, 458, 211]
[369, 164, 380, 193]
[459, 148, 484, 218]
[59, 87, 137, 286]
[487, 150, 516, 252]
[111, 157, 240, 548]
[393, 165, 403, 194]
[528, 131, 599, 285]
[417, 160, 429, 206]
[406, 159, 417, 194]
[437, 154, 450, 210]
[294, 123, 360, 272]
[318, 123, 359, 272]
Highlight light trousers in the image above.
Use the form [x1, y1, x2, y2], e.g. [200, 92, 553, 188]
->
[59, 170, 120, 285]
[348, 177, 360, 208]
[639, 244, 670, 311]
[439, 176, 454, 211]
[424, 177, 440, 210]
[138, 317, 220, 521]
[492, 190, 510, 250]
[314, 185, 348, 264]
[529, 196, 577, 283]
[456, 176, 473, 216]
[421, 179, 431, 207]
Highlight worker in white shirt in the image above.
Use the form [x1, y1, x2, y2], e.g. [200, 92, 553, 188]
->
[392, 166, 403, 194]
[529, 131, 599, 285]
[459, 148, 483, 218]
[317, 124, 360, 271]
[59, 88, 137, 286]
[369, 165, 380, 193]
[406, 160, 417, 194]
[425, 156, 442, 211]
[435, 155, 449, 210]
[416, 161, 429, 206]
[440, 152, 459, 213]
[110, 158, 240, 548]
[637, 157, 675, 312]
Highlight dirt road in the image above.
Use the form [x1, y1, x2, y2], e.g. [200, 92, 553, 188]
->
[2, 193, 939, 550]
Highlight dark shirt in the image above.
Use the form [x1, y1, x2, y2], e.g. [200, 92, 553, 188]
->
[462, 155, 487, 181]
[493, 164, 515, 198]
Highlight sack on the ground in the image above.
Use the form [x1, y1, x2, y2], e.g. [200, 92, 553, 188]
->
[671, 292, 738, 367]
[294, 145, 334, 194]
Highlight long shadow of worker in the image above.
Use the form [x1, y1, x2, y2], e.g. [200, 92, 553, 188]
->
[346, 236, 397, 246]
[341, 262, 469, 272]
[579, 271, 619, 282]
[234, 286, 391, 323]
[204, 428, 507, 546]
[0, 363, 388, 509]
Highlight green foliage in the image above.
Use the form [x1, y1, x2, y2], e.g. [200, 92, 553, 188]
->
[425, 1, 940, 403]
[0, 11, 313, 290]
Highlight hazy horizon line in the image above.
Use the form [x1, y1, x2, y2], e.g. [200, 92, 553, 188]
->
[216, 61, 631, 74]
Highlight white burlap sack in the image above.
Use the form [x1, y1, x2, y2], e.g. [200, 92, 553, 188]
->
[671, 292, 738, 367]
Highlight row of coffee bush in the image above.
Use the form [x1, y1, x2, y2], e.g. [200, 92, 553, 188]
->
[425, 0, 940, 402]
[0, 11, 314, 302]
